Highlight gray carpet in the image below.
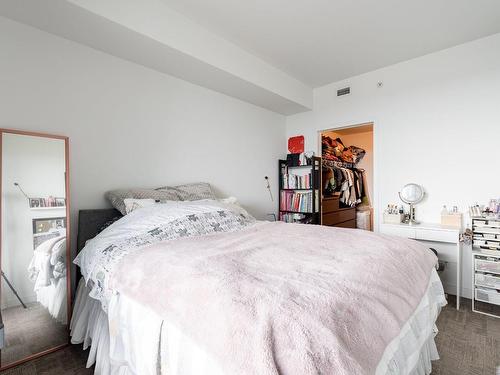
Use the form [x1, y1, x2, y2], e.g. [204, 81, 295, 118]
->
[432, 297, 500, 375]
[1, 302, 68, 368]
[1, 298, 499, 374]
[0, 345, 91, 375]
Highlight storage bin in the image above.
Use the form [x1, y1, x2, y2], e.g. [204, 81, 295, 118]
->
[475, 273, 500, 289]
[441, 213, 462, 228]
[475, 258, 500, 274]
[475, 287, 500, 306]
[383, 213, 404, 224]
[356, 209, 371, 231]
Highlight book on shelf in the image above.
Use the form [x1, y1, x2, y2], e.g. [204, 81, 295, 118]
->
[279, 212, 314, 224]
[279, 190, 319, 213]
[282, 172, 312, 189]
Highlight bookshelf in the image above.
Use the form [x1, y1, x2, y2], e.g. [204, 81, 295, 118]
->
[278, 156, 321, 224]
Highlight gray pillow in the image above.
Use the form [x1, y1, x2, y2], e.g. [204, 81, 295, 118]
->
[105, 188, 181, 215]
[156, 182, 216, 201]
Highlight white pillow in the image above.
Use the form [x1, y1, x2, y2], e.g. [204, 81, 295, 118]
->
[219, 196, 239, 205]
[123, 198, 157, 214]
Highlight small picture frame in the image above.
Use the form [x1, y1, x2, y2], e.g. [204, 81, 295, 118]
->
[32, 217, 67, 248]
[29, 198, 42, 208]
[55, 197, 66, 207]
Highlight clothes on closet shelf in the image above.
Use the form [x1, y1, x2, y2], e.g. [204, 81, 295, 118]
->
[323, 164, 367, 207]
[321, 135, 366, 164]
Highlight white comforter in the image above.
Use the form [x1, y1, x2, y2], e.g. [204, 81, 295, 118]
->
[28, 234, 67, 323]
[74, 200, 253, 310]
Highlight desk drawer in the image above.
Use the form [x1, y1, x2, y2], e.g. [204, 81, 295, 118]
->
[323, 209, 355, 226]
[415, 229, 457, 243]
[380, 225, 416, 239]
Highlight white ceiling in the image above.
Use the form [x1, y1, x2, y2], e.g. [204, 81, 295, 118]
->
[161, 0, 500, 87]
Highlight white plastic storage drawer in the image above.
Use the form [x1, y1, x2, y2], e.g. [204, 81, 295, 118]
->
[475, 273, 500, 289]
[475, 287, 500, 306]
[473, 240, 500, 250]
[473, 227, 500, 235]
[475, 257, 500, 274]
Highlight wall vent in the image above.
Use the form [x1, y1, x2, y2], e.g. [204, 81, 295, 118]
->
[337, 87, 350, 96]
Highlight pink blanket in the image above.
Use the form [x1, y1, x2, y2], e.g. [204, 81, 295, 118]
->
[112, 222, 436, 374]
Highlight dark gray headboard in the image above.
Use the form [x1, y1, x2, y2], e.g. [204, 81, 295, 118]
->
[76, 208, 123, 253]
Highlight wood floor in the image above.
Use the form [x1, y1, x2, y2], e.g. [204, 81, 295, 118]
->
[2, 298, 499, 374]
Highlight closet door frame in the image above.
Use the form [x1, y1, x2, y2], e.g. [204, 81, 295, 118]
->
[317, 121, 375, 230]
[0, 128, 71, 371]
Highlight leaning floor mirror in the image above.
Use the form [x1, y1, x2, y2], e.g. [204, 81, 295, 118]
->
[0, 129, 70, 370]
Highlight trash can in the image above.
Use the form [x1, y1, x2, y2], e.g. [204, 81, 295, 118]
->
[430, 248, 446, 273]
[356, 207, 371, 231]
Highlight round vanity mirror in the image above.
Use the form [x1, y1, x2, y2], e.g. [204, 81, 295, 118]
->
[399, 183, 425, 225]
[399, 183, 425, 204]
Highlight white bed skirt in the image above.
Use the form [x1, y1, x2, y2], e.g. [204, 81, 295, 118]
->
[70, 278, 115, 374]
[37, 276, 67, 324]
[70, 279, 220, 375]
[70, 269, 446, 375]
[377, 269, 447, 374]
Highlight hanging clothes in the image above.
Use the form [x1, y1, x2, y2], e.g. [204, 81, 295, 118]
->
[322, 160, 367, 207]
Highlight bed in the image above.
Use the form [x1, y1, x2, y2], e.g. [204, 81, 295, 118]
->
[28, 231, 67, 324]
[70, 199, 447, 375]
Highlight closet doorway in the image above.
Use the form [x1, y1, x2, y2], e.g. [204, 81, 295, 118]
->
[319, 123, 374, 231]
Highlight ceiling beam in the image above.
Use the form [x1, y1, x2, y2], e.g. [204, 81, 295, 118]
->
[0, 0, 313, 115]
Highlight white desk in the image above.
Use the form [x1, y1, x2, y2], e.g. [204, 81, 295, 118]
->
[380, 222, 462, 310]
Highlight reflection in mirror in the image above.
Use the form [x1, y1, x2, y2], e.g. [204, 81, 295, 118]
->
[1, 131, 69, 369]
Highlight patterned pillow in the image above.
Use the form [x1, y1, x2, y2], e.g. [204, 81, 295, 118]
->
[105, 188, 180, 215]
[156, 182, 216, 201]
[123, 198, 157, 215]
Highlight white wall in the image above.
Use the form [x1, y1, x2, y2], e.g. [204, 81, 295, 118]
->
[3, 14, 498, 301]
[0, 17, 286, 262]
[287, 33, 500, 297]
[1, 133, 66, 308]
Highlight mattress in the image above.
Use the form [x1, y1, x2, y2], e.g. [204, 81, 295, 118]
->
[70, 268, 446, 375]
